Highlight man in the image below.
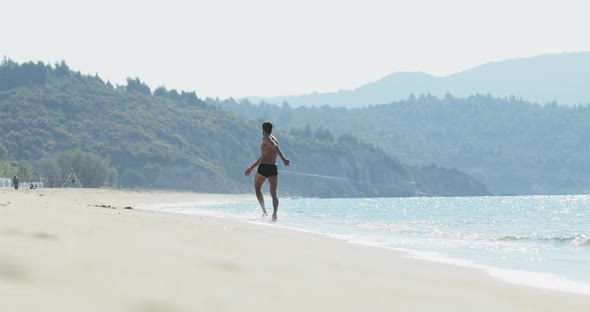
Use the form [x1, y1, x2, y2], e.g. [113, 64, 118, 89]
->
[245, 121, 290, 221]
[12, 175, 19, 190]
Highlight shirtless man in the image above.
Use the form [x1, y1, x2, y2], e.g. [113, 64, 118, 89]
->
[245, 121, 290, 221]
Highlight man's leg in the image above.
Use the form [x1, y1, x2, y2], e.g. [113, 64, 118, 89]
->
[254, 173, 267, 216]
[268, 175, 279, 221]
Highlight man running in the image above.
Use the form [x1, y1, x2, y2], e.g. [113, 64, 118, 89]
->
[245, 121, 290, 221]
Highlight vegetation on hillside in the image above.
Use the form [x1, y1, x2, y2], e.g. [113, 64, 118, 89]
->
[209, 94, 590, 195]
[0, 59, 489, 197]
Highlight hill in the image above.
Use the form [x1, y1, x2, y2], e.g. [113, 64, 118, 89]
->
[248, 52, 590, 107]
[0, 59, 489, 197]
[209, 95, 590, 195]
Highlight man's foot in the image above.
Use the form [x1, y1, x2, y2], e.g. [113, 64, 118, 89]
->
[272, 214, 277, 222]
[262, 212, 267, 217]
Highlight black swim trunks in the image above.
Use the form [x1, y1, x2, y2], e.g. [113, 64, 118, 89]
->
[257, 163, 278, 177]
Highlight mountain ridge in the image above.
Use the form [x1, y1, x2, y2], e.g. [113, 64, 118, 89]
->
[247, 52, 590, 107]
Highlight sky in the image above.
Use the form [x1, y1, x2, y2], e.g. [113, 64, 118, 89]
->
[1, 0, 589, 98]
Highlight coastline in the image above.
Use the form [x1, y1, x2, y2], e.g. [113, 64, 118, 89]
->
[1, 188, 588, 312]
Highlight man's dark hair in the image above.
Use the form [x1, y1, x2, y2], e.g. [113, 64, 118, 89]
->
[262, 121, 273, 134]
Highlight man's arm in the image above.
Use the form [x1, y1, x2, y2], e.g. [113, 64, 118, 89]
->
[245, 157, 262, 176]
[266, 136, 290, 167]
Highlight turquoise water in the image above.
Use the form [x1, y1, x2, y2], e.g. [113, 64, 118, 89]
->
[143, 195, 590, 295]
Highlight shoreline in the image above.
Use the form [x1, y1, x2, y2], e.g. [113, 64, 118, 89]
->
[253, 222, 590, 297]
[140, 195, 590, 297]
[1, 188, 588, 311]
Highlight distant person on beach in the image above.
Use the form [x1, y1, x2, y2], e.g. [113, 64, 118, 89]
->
[12, 176, 19, 190]
[245, 121, 290, 222]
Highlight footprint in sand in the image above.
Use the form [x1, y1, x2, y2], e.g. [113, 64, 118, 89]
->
[136, 301, 184, 312]
[30, 232, 58, 241]
[0, 256, 30, 282]
[205, 259, 244, 272]
[2, 229, 58, 241]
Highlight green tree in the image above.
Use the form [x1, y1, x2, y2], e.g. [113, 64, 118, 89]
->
[54, 60, 70, 77]
[337, 133, 358, 145]
[37, 158, 59, 180]
[290, 125, 312, 139]
[107, 167, 119, 187]
[0, 143, 7, 158]
[125, 77, 151, 95]
[154, 86, 168, 97]
[55, 150, 110, 188]
[142, 163, 161, 186]
[120, 169, 146, 187]
[17, 162, 34, 180]
[0, 160, 33, 180]
[313, 127, 334, 142]
[0, 160, 17, 177]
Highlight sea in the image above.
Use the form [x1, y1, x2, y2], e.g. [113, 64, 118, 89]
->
[141, 195, 590, 295]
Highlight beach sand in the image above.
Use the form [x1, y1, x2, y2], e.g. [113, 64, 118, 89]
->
[0, 188, 588, 312]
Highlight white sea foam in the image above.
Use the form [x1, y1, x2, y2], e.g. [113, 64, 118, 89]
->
[485, 267, 590, 295]
[571, 234, 590, 247]
[347, 242, 590, 296]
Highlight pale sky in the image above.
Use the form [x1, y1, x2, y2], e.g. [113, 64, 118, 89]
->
[1, 0, 589, 98]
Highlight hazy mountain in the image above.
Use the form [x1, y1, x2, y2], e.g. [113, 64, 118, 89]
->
[248, 52, 590, 107]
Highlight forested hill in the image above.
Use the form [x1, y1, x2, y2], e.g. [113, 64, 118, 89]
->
[0, 59, 489, 197]
[209, 95, 590, 195]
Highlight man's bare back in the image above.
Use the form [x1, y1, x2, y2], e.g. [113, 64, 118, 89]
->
[260, 134, 279, 164]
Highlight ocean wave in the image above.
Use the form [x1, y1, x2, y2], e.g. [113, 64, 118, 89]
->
[571, 235, 590, 247]
[441, 233, 590, 247]
[502, 234, 590, 247]
[356, 222, 426, 234]
[355, 222, 589, 247]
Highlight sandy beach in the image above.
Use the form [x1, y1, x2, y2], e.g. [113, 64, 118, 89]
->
[0, 188, 588, 312]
